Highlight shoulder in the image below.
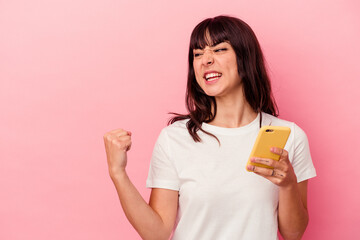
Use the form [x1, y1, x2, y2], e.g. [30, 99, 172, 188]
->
[162, 119, 189, 134]
[262, 113, 308, 142]
[153, 119, 199, 154]
[165, 119, 189, 130]
[262, 112, 293, 127]
[157, 119, 192, 142]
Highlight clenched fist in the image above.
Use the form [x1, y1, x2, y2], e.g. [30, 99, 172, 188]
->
[103, 129, 132, 179]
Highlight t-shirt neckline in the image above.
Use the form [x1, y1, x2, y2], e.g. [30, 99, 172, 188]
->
[201, 112, 261, 136]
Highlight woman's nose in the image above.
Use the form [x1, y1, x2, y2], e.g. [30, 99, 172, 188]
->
[202, 50, 214, 66]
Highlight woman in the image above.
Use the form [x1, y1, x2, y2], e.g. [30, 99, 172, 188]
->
[104, 15, 316, 240]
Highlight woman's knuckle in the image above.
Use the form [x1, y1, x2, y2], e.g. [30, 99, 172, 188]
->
[104, 135, 111, 142]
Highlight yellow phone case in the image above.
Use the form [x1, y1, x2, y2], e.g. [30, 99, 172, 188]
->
[246, 126, 291, 171]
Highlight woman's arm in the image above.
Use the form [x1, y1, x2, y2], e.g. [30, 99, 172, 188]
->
[247, 147, 310, 240]
[111, 172, 178, 240]
[104, 129, 178, 240]
[278, 180, 309, 240]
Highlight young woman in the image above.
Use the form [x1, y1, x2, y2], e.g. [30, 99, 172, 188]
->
[104, 15, 316, 240]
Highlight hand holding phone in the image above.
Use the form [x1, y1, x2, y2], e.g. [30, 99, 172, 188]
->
[246, 126, 291, 171]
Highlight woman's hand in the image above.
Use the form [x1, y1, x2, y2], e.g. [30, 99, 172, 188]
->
[247, 148, 310, 239]
[247, 147, 297, 189]
[103, 129, 132, 178]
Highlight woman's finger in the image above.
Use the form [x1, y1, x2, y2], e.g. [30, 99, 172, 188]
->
[248, 164, 285, 178]
[271, 147, 289, 162]
[105, 128, 131, 136]
[247, 165, 287, 185]
[247, 164, 271, 175]
[269, 169, 286, 178]
[250, 157, 281, 169]
[114, 129, 131, 137]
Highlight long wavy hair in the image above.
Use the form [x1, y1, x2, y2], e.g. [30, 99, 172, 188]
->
[169, 15, 278, 142]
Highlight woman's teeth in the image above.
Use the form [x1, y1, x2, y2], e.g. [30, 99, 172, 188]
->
[205, 73, 222, 81]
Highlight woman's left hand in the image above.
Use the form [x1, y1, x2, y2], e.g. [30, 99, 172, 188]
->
[247, 147, 297, 189]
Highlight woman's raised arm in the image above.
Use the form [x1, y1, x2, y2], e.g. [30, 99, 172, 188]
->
[104, 129, 178, 240]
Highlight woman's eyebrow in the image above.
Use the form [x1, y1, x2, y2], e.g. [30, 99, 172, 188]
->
[209, 42, 225, 47]
[193, 42, 225, 50]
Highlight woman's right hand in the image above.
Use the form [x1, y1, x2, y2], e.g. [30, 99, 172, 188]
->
[103, 129, 132, 178]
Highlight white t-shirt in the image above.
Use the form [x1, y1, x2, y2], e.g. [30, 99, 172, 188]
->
[146, 113, 316, 240]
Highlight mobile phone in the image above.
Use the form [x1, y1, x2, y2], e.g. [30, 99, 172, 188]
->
[246, 126, 291, 171]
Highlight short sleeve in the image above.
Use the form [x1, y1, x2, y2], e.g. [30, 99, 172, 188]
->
[291, 124, 317, 183]
[146, 129, 180, 191]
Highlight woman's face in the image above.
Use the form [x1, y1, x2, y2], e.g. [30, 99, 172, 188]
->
[193, 41, 242, 98]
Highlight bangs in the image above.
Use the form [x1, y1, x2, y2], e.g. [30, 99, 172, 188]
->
[190, 18, 229, 50]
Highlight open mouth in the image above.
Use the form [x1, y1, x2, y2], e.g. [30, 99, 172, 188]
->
[204, 72, 222, 82]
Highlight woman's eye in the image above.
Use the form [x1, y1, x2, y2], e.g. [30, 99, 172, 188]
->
[194, 53, 203, 57]
[214, 48, 227, 53]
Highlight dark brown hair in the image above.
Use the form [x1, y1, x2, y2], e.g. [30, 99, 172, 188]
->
[169, 15, 278, 142]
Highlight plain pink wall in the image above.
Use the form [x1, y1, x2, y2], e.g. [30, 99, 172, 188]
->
[1, 0, 359, 239]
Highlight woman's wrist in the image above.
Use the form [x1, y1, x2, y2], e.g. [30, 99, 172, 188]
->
[109, 168, 128, 182]
[279, 181, 298, 192]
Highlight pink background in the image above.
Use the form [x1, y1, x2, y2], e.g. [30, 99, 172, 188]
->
[1, 0, 359, 239]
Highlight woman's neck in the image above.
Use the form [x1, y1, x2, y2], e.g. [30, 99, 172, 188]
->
[209, 91, 257, 128]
